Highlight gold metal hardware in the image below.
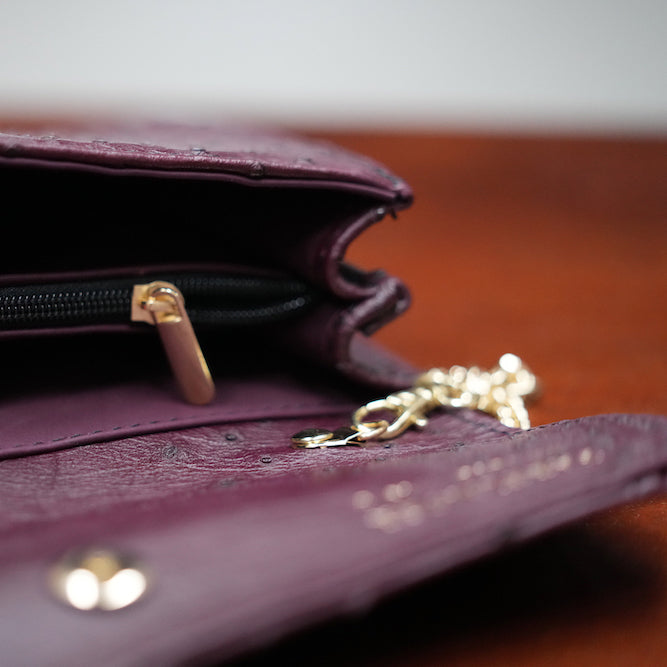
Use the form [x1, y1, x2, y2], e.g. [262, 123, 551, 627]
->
[291, 424, 388, 449]
[49, 548, 149, 611]
[131, 281, 215, 405]
[292, 353, 537, 449]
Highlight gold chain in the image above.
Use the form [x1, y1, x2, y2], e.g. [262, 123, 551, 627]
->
[292, 353, 537, 449]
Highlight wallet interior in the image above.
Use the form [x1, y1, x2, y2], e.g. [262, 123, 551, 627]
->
[0, 164, 396, 460]
[3, 163, 379, 276]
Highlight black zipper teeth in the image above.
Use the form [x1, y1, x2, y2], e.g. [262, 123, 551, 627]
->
[0, 274, 316, 330]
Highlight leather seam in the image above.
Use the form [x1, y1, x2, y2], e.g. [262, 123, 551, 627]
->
[10, 399, 353, 451]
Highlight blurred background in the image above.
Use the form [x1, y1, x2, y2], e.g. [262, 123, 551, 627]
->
[1, 0, 666, 134]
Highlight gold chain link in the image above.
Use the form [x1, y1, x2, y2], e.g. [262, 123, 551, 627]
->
[292, 353, 537, 449]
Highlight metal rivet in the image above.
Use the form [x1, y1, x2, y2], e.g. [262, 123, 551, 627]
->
[50, 548, 149, 611]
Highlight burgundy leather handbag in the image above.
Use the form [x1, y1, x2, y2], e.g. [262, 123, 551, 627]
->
[0, 123, 665, 666]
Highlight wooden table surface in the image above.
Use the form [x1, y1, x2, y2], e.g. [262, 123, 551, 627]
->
[251, 129, 666, 667]
[2, 121, 666, 665]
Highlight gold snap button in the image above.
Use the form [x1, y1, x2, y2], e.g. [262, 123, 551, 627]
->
[50, 548, 149, 611]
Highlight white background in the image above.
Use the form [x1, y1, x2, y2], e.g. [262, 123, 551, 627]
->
[1, 0, 666, 133]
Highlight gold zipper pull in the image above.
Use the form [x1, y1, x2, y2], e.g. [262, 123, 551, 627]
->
[131, 281, 215, 405]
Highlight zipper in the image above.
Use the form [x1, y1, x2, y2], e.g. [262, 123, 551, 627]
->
[0, 272, 317, 405]
[0, 273, 315, 330]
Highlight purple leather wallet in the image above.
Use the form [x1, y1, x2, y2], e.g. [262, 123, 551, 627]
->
[0, 123, 665, 666]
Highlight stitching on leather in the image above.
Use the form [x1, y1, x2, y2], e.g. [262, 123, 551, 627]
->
[0, 136, 405, 193]
[11, 399, 353, 450]
[10, 397, 532, 453]
[15, 405, 505, 451]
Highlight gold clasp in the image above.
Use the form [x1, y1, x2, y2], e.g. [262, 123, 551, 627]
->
[351, 387, 435, 440]
[291, 354, 538, 449]
[290, 423, 388, 449]
[291, 387, 437, 449]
